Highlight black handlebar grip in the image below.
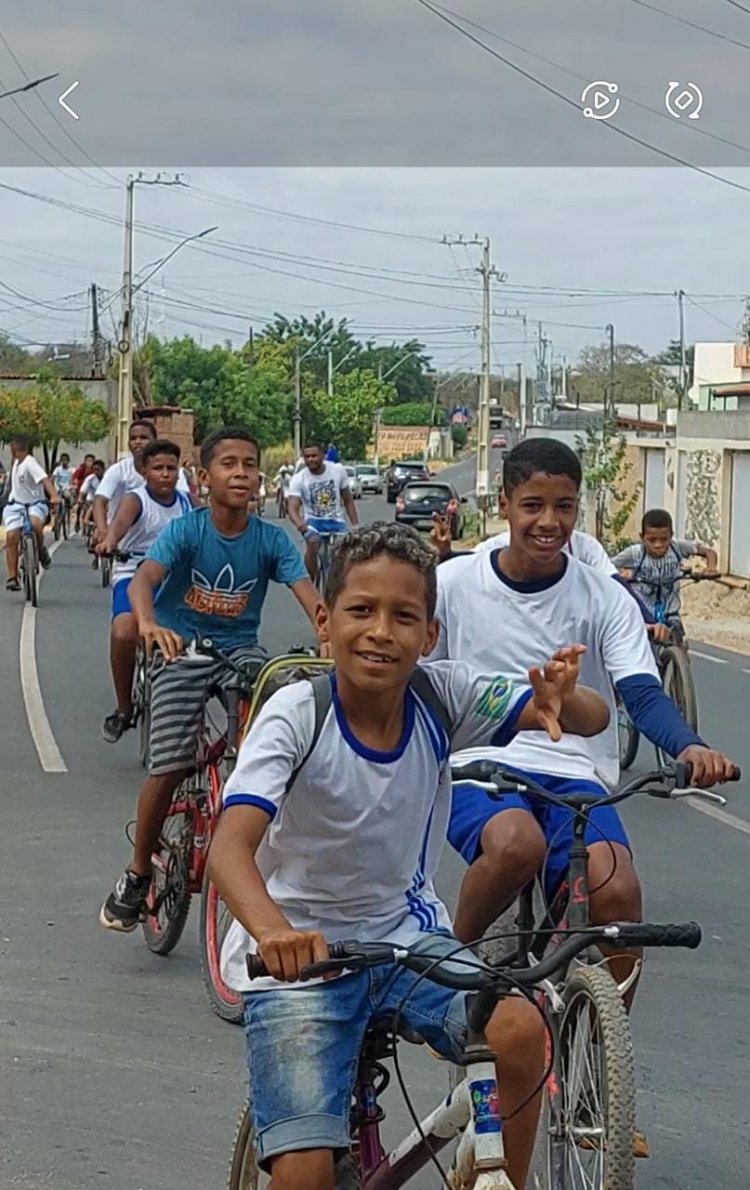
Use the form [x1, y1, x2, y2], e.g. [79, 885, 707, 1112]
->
[451, 760, 501, 783]
[612, 921, 702, 950]
[674, 761, 741, 787]
[245, 939, 352, 981]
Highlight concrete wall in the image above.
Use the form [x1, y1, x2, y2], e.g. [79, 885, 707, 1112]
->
[678, 409, 750, 442]
[689, 342, 748, 411]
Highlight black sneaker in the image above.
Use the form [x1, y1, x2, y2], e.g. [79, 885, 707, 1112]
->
[39, 546, 51, 569]
[6, 577, 21, 592]
[102, 709, 132, 743]
[99, 870, 151, 932]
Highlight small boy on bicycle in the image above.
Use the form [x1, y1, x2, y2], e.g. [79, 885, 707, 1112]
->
[3, 433, 59, 591]
[99, 426, 319, 936]
[613, 507, 719, 633]
[208, 521, 610, 1190]
[287, 441, 358, 584]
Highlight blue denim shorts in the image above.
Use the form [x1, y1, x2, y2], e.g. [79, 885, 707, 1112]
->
[243, 934, 470, 1166]
[449, 770, 630, 902]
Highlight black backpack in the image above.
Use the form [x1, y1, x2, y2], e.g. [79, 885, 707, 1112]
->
[286, 667, 452, 790]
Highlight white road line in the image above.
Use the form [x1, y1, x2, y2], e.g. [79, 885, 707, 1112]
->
[685, 796, 750, 838]
[690, 649, 727, 664]
[19, 539, 67, 774]
[743, 668, 750, 677]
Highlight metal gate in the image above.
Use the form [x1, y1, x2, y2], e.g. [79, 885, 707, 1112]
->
[643, 448, 665, 513]
[729, 451, 750, 578]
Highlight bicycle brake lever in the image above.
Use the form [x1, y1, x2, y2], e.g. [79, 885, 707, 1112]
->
[671, 788, 728, 807]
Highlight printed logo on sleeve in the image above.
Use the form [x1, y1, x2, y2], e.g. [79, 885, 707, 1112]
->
[474, 676, 515, 721]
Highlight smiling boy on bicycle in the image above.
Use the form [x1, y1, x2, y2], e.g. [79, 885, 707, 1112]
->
[287, 441, 358, 584]
[208, 522, 610, 1190]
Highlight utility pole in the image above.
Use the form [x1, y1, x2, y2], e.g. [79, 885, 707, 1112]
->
[606, 322, 616, 420]
[90, 282, 104, 377]
[293, 346, 302, 458]
[115, 172, 184, 457]
[677, 289, 687, 412]
[327, 349, 334, 397]
[443, 235, 502, 510]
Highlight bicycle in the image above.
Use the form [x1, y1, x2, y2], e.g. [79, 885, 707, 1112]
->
[617, 570, 719, 770]
[16, 502, 43, 607]
[52, 492, 71, 541]
[314, 529, 345, 596]
[131, 640, 151, 769]
[276, 486, 288, 519]
[141, 641, 329, 1024]
[228, 884, 708, 1187]
[450, 758, 738, 1190]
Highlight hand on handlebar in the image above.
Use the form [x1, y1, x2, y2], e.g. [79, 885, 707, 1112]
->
[257, 927, 330, 983]
[139, 620, 183, 663]
[430, 513, 453, 558]
[677, 744, 738, 787]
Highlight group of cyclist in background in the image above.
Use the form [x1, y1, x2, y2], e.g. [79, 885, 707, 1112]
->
[1, 422, 737, 1189]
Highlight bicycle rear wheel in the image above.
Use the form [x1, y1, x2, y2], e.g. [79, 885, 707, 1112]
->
[142, 805, 192, 955]
[23, 536, 38, 607]
[540, 964, 635, 1190]
[199, 870, 244, 1024]
[655, 645, 697, 767]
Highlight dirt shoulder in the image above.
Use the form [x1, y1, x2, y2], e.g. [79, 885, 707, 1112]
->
[682, 581, 750, 656]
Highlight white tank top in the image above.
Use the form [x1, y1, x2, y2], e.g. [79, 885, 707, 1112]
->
[113, 487, 190, 582]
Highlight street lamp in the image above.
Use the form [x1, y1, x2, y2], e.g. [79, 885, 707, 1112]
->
[133, 227, 218, 294]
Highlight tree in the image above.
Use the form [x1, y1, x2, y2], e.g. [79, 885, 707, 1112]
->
[303, 369, 394, 460]
[572, 341, 668, 408]
[0, 369, 112, 470]
[576, 418, 641, 554]
[262, 312, 359, 390]
[654, 339, 694, 396]
[140, 335, 292, 446]
[451, 424, 468, 449]
[379, 402, 435, 426]
[353, 341, 434, 404]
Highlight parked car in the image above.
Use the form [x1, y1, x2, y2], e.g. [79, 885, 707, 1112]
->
[385, 460, 431, 503]
[491, 433, 508, 449]
[354, 462, 383, 495]
[395, 481, 467, 538]
[344, 465, 363, 499]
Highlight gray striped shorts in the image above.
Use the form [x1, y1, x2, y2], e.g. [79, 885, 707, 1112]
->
[148, 646, 266, 776]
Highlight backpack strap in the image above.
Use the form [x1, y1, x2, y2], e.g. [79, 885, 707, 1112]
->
[407, 666, 452, 742]
[284, 673, 333, 792]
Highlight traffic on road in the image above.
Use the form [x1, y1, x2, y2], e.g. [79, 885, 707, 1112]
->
[2, 429, 748, 1190]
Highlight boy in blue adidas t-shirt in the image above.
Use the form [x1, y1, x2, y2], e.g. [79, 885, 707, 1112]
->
[208, 521, 609, 1190]
[99, 426, 319, 934]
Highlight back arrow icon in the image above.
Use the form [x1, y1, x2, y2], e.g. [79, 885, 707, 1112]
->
[58, 81, 80, 120]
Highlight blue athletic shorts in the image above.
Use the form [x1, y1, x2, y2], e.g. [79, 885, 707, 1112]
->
[243, 933, 471, 1166]
[305, 517, 347, 539]
[111, 577, 133, 619]
[449, 769, 630, 902]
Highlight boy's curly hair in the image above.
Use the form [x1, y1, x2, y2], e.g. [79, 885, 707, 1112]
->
[324, 522, 438, 618]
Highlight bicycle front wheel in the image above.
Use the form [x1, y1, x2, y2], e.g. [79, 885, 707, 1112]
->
[142, 807, 192, 955]
[543, 964, 635, 1190]
[655, 645, 697, 767]
[23, 536, 38, 607]
[199, 870, 244, 1024]
[616, 700, 639, 771]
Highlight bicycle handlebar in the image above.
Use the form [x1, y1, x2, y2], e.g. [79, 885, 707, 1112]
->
[245, 920, 703, 987]
[450, 760, 740, 812]
[87, 547, 143, 563]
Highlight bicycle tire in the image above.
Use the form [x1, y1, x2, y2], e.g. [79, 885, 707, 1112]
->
[23, 536, 38, 608]
[141, 808, 192, 956]
[101, 556, 111, 588]
[617, 700, 639, 771]
[62, 504, 69, 540]
[542, 964, 635, 1190]
[53, 508, 61, 541]
[199, 870, 244, 1024]
[655, 645, 697, 767]
[132, 650, 150, 769]
[227, 1104, 361, 1189]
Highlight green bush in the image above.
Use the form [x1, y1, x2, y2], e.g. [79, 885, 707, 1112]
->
[379, 402, 433, 426]
[451, 424, 468, 448]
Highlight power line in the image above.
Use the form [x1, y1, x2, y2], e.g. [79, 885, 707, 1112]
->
[433, 3, 750, 160]
[622, 0, 750, 52]
[0, 30, 119, 187]
[721, 0, 750, 14]
[415, 0, 750, 193]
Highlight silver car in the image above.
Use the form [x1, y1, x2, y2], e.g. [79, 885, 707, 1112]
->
[344, 465, 363, 499]
[354, 463, 383, 495]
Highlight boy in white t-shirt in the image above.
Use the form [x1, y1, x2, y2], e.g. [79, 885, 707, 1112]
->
[93, 419, 192, 539]
[287, 441, 358, 582]
[208, 521, 609, 1188]
[429, 440, 737, 1004]
[3, 434, 59, 591]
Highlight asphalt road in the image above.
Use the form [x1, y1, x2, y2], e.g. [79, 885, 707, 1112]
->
[2, 455, 749, 1189]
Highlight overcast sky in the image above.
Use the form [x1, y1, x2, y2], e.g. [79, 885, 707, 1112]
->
[1, 1, 748, 166]
[0, 165, 748, 376]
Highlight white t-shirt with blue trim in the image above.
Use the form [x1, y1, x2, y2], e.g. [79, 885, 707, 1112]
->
[220, 663, 532, 993]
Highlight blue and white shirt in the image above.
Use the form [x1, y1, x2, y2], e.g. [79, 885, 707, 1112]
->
[220, 663, 531, 992]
